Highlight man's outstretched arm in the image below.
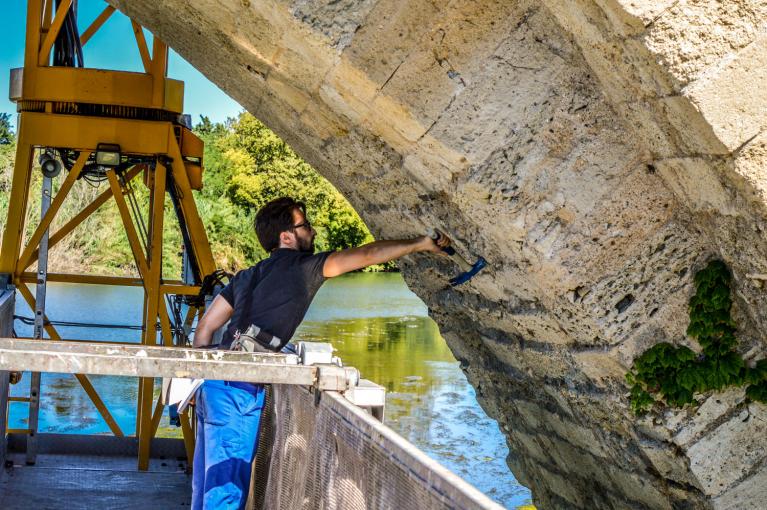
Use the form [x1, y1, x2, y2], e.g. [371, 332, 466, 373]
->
[193, 294, 234, 347]
[323, 235, 448, 278]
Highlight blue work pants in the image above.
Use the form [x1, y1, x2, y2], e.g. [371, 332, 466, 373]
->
[191, 380, 266, 509]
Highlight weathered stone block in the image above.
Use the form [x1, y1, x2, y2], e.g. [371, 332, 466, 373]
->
[513, 430, 553, 465]
[656, 158, 737, 216]
[611, 0, 678, 25]
[731, 131, 767, 207]
[537, 466, 587, 507]
[640, 440, 700, 487]
[658, 96, 730, 155]
[620, 100, 678, 157]
[573, 350, 627, 385]
[286, 0, 378, 49]
[713, 464, 767, 510]
[672, 388, 747, 448]
[686, 405, 767, 496]
[606, 465, 673, 509]
[343, 0, 440, 87]
[591, 0, 648, 36]
[684, 32, 767, 153]
[644, 0, 767, 85]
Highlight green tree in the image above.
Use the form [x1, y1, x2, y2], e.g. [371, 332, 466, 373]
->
[193, 112, 378, 271]
[0, 113, 15, 145]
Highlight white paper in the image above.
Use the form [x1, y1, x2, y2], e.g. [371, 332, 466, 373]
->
[163, 377, 204, 413]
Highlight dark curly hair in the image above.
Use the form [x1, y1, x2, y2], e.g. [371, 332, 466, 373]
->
[254, 197, 306, 252]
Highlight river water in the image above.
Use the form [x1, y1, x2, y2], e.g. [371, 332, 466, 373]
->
[10, 273, 533, 508]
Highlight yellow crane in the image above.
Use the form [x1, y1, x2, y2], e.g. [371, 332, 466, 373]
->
[0, 0, 218, 470]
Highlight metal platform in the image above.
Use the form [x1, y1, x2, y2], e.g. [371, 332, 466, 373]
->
[0, 434, 190, 509]
[0, 289, 504, 510]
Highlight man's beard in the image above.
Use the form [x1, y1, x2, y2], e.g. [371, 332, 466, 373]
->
[299, 235, 315, 253]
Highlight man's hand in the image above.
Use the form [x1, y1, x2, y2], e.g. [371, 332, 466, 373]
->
[423, 231, 451, 253]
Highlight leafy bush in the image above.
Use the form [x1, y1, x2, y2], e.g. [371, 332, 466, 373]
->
[627, 260, 767, 415]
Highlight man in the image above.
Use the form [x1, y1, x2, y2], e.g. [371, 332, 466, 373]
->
[190, 197, 449, 509]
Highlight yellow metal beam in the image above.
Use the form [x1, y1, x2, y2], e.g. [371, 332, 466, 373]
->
[22, 1, 42, 93]
[80, 5, 116, 46]
[15, 283, 125, 437]
[20, 272, 143, 287]
[7, 428, 33, 435]
[0, 141, 34, 274]
[168, 139, 216, 277]
[131, 21, 152, 74]
[138, 161, 168, 470]
[74, 373, 125, 437]
[16, 151, 90, 277]
[159, 284, 200, 296]
[18, 274, 200, 296]
[19, 113, 175, 154]
[162, 280, 193, 288]
[107, 169, 150, 278]
[150, 398, 165, 438]
[137, 377, 154, 470]
[21, 165, 144, 271]
[150, 38, 169, 108]
[42, 0, 53, 32]
[158, 304, 174, 347]
[18, 272, 196, 295]
[12, 70, 184, 113]
[38, 0, 73, 66]
[180, 409, 195, 473]
[183, 306, 197, 328]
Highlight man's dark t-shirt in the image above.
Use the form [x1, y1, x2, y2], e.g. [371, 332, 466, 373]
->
[218, 248, 332, 349]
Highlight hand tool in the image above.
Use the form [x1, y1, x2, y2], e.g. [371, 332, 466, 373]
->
[427, 228, 487, 286]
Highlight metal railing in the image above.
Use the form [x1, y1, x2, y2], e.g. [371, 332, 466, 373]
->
[0, 300, 504, 509]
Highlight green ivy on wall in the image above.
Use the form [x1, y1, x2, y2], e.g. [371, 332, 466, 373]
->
[627, 260, 767, 415]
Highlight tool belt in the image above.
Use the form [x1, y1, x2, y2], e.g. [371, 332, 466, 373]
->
[231, 324, 283, 352]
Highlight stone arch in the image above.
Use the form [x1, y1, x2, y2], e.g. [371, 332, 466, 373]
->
[110, 0, 767, 507]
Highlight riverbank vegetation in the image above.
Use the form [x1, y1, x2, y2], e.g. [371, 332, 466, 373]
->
[0, 112, 382, 278]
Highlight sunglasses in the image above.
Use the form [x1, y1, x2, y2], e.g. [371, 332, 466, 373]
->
[291, 220, 312, 231]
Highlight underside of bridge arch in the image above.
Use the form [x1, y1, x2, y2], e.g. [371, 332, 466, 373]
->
[108, 1, 767, 507]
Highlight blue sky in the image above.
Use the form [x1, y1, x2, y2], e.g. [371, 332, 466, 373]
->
[1, 0, 243, 127]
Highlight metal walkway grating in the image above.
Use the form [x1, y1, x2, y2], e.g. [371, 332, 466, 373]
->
[0, 436, 190, 510]
[0, 456, 190, 510]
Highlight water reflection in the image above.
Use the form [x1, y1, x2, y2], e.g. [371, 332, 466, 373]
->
[296, 313, 532, 507]
[10, 273, 533, 508]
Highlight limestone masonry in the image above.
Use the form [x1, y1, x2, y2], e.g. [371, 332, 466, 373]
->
[108, 1, 767, 508]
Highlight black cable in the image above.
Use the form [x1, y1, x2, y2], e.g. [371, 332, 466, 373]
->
[119, 170, 150, 249]
[166, 293, 189, 346]
[186, 269, 231, 308]
[72, 0, 84, 67]
[14, 314, 150, 331]
[167, 171, 202, 285]
[52, 0, 84, 68]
